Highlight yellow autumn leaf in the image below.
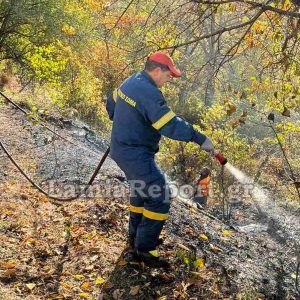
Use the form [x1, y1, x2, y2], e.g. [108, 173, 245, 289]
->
[26, 238, 36, 245]
[79, 293, 89, 299]
[183, 257, 190, 266]
[222, 230, 232, 236]
[26, 283, 36, 290]
[81, 282, 91, 291]
[73, 274, 85, 280]
[199, 234, 209, 240]
[3, 211, 13, 215]
[189, 207, 198, 214]
[193, 258, 205, 269]
[0, 261, 16, 269]
[96, 277, 105, 285]
[291, 273, 297, 279]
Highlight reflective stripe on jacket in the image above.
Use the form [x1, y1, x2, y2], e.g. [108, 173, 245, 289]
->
[106, 71, 207, 162]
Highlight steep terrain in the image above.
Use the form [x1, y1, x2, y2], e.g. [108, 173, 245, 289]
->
[0, 100, 299, 299]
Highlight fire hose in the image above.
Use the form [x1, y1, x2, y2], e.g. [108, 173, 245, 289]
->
[297, 258, 300, 293]
[0, 139, 110, 204]
[0, 140, 226, 202]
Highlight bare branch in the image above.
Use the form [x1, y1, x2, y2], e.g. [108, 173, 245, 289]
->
[160, 6, 267, 50]
[111, 0, 136, 30]
[193, 0, 300, 18]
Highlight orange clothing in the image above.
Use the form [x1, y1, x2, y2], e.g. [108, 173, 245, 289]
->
[198, 176, 211, 196]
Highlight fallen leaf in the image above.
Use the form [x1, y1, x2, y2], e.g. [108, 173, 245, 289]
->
[226, 104, 237, 116]
[26, 283, 36, 291]
[112, 289, 125, 299]
[96, 277, 105, 285]
[187, 278, 203, 287]
[25, 237, 36, 245]
[209, 243, 223, 253]
[193, 258, 205, 269]
[231, 119, 239, 129]
[129, 285, 140, 296]
[199, 234, 209, 241]
[73, 274, 85, 280]
[222, 230, 232, 237]
[61, 282, 72, 290]
[0, 261, 16, 269]
[183, 257, 190, 266]
[3, 269, 16, 277]
[81, 282, 91, 292]
[2, 211, 13, 215]
[117, 259, 128, 266]
[241, 111, 248, 117]
[178, 243, 190, 251]
[189, 207, 198, 214]
[239, 116, 246, 124]
[103, 281, 114, 289]
[85, 264, 94, 271]
[79, 293, 89, 299]
[190, 271, 204, 277]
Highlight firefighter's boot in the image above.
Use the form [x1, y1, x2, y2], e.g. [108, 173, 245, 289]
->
[135, 250, 170, 269]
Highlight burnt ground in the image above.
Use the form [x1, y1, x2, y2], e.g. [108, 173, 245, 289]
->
[0, 99, 299, 299]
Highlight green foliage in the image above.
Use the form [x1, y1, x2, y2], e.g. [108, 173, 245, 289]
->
[158, 100, 252, 184]
[25, 43, 68, 86]
[0, 0, 65, 61]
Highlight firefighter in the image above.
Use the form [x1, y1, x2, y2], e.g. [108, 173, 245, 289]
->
[106, 52, 215, 268]
[194, 167, 211, 208]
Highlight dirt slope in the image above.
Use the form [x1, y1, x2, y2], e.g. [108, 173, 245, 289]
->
[0, 101, 299, 299]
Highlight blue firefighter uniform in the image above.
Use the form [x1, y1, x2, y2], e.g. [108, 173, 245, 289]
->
[106, 70, 207, 252]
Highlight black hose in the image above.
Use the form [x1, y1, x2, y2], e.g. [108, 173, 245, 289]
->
[0, 139, 110, 203]
[296, 261, 300, 293]
[0, 91, 100, 155]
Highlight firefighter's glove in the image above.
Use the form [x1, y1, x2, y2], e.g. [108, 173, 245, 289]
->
[200, 137, 214, 154]
[191, 131, 214, 154]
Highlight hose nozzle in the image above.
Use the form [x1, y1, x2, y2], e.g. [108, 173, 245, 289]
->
[214, 151, 228, 165]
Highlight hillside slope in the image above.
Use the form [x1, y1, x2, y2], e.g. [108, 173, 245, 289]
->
[0, 101, 299, 299]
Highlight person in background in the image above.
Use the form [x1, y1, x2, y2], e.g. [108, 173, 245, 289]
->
[194, 167, 211, 208]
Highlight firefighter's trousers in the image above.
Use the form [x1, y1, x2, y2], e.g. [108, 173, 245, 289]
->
[115, 157, 170, 252]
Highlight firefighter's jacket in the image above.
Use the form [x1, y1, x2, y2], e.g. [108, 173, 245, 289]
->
[106, 71, 207, 169]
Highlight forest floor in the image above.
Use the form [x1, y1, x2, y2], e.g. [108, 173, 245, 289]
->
[0, 99, 299, 300]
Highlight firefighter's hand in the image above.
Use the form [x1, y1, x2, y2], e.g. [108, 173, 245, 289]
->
[200, 137, 214, 153]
